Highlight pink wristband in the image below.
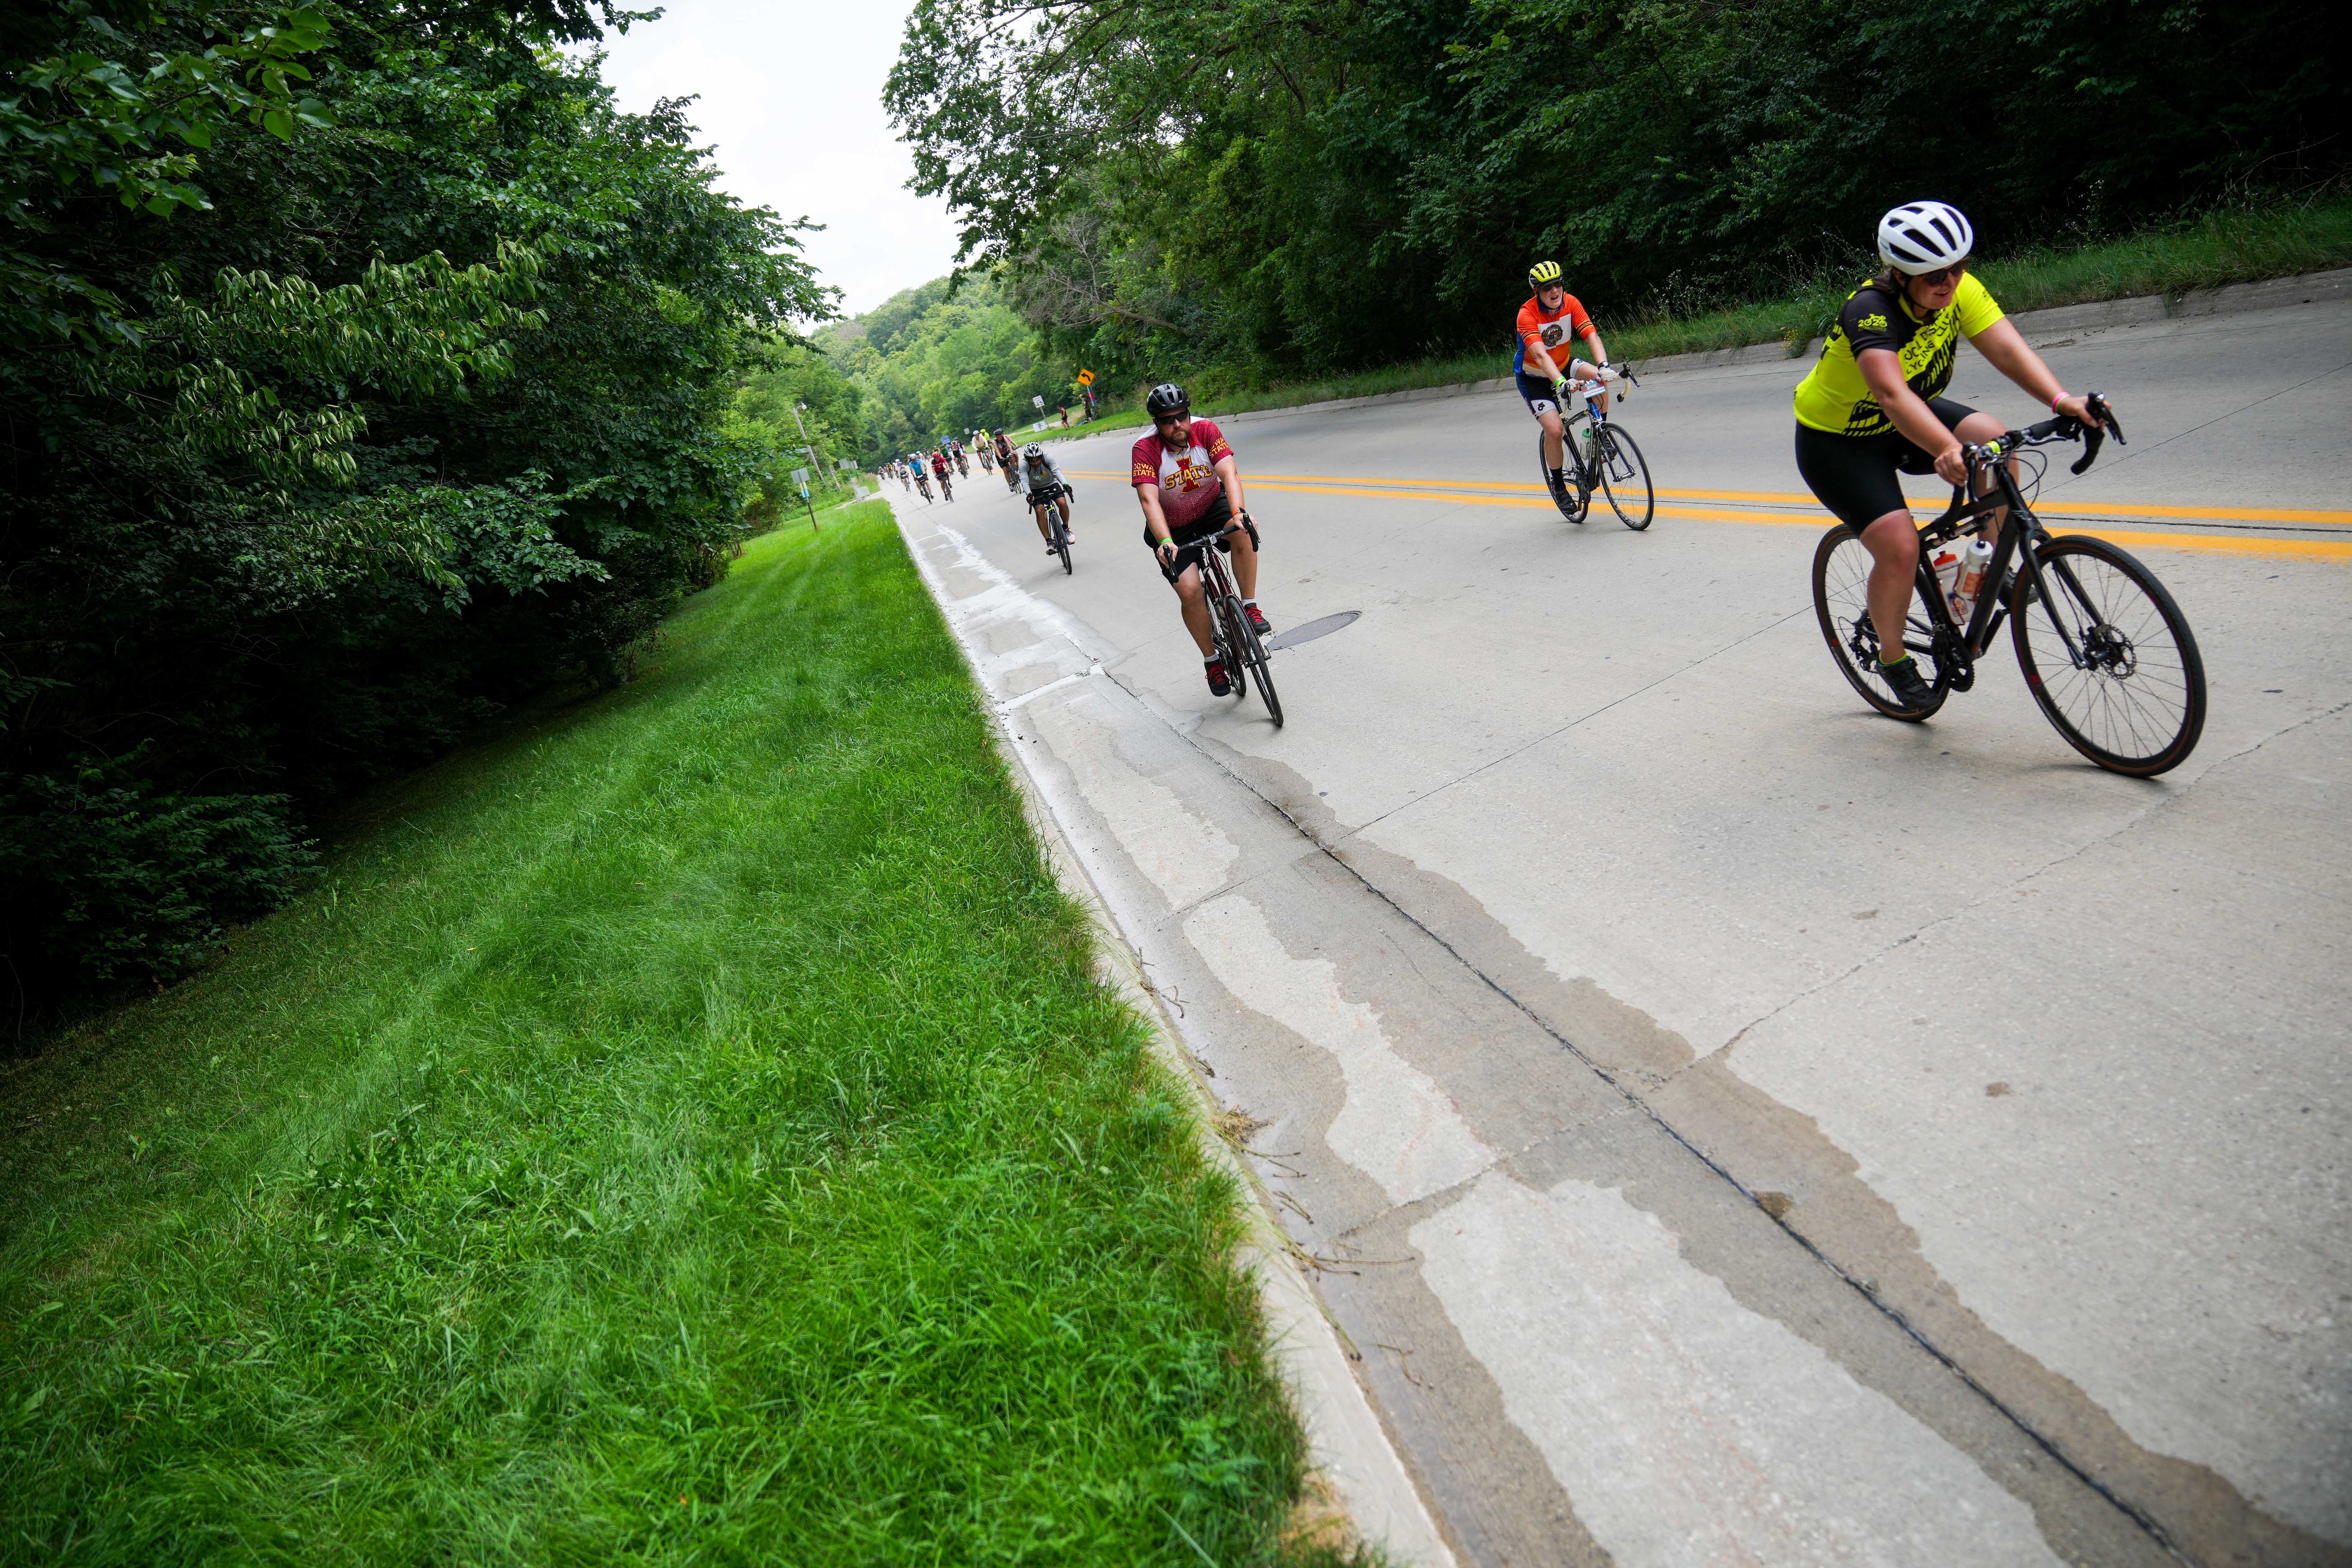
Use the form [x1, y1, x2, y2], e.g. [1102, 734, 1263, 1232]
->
[2050, 390, 2069, 412]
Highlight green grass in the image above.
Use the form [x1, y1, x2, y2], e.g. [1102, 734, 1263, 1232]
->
[0, 504, 1334, 1565]
[1044, 196, 2352, 431]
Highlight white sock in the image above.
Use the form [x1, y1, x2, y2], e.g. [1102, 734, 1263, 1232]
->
[1243, 598, 1257, 608]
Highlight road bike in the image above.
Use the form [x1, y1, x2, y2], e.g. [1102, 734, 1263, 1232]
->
[913, 471, 933, 503]
[1032, 482, 1075, 575]
[936, 467, 954, 501]
[1188, 519, 1282, 727]
[1540, 364, 1653, 529]
[1810, 395, 2206, 776]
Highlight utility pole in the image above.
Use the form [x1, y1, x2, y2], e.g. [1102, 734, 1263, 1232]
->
[788, 401, 837, 490]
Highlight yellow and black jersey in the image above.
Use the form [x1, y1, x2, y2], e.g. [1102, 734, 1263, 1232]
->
[1793, 273, 2006, 437]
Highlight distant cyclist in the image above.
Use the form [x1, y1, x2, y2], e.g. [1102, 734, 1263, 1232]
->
[1516, 260, 1616, 508]
[912, 459, 933, 503]
[993, 429, 1019, 491]
[930, 446, 954, 501]
[1132, 383, 1271, 696]
[978, 439, 995, 474]
[952, 439, 970, 478]
[1792, 201, 2107, 711]
[1018, 443, 1073, 552]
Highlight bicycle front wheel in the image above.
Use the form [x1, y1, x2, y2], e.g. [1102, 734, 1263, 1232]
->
[1052, 513, 1072, 575]
[2012, 535, 2206, 775]
[1812, 525, 1952, 720]
[1235, 601, 1284, 727]
[1596, 425, 1653, 530]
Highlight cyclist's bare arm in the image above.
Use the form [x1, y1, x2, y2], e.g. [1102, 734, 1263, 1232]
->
[1213, 455, 1246, 517]
[1966, 317, 2109, 429]
[1137, 482, 1176, 558]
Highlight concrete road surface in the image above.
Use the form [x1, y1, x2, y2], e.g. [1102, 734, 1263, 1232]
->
[888, 289, 2351, 1567]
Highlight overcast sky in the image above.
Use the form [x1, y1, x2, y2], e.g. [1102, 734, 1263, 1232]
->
[586, 0, 965, 319]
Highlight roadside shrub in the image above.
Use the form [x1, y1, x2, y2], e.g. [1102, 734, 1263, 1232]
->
[0, 756, 314, 998]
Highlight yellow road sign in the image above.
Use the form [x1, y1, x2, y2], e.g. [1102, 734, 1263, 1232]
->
[1076, 369, 1094, 386]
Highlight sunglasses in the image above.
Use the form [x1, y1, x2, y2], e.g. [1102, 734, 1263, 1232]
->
[1912, 260, 1969, 286]
[1154, 412, 1190, 426]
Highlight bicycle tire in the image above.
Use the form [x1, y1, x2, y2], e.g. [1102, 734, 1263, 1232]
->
[1052, 511, 1072, 575]
[1596, 425, 1654, 530]
[1234, 598, 1284, 727]
[2011, 534, 2206, 776]
[1811, 525, 1952, 720]
[1537, 430, 1584, 522]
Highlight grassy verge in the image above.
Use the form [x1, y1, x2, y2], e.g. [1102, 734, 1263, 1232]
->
[1047, 197, 2352, 431]
[0, 504, 1329, 1565]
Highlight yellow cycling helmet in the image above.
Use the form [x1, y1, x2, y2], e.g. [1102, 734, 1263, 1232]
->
[1528, 260, 1564, 290]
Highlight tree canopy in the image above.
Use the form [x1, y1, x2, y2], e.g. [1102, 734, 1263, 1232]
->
[887, 0, 2352, 384]
[1, 0, 831, 1014]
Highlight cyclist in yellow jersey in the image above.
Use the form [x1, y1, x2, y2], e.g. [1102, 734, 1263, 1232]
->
[1792, 201, 2109, 710]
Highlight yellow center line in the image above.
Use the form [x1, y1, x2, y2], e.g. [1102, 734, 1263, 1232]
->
[1069, 469, 2352, 526]
[1069, 472, 2352, 559]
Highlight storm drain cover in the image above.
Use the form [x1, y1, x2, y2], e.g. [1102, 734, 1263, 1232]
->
[1265, 611, 1361, 652]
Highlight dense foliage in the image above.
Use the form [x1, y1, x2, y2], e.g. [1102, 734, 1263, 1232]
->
[824, 274, 1082, 464]
[1, 0, 828, 1017]
[887, 0, 2352, 385]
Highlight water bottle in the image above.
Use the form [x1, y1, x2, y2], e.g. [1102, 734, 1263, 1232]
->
[1950, 538, 1994, 622]
[1930, 547, 1963, 615]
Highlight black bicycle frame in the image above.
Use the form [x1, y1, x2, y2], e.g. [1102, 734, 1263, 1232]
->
[1903, 451, 2097, 678]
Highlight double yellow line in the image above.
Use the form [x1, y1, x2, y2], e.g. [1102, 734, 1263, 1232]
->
[1072, 471, 2352, 562]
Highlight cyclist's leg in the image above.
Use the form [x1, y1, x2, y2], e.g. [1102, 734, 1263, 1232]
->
[1174, 567, 1215, 652]
[1230, 532, 1258, 600]
[1055, 490, 1073, 534]
[1797, 423, 1915, 658]
[1519, 375, 1566, 472]
[1938, 400, 2008, 539]
[1859, 508, 1922, 657]
[1031, 498, 1052, 540]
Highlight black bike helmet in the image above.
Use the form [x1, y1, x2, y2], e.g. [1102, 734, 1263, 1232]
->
[1144, 382, 1189, 419]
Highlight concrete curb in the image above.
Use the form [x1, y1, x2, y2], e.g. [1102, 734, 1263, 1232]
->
[882, 496, 1457, 1568]
[1055, 265, 2352, 436]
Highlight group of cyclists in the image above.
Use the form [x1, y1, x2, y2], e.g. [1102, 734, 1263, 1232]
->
[891, 200, 2116, 728]
[882, 438, 972, 503]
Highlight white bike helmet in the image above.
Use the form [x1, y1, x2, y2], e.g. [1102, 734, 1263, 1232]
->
[1876, 201, 1974, 274]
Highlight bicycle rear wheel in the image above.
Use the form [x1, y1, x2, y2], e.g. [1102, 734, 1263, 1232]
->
[1596, 425, 1653, 530]
[1811, 525, 1952, 720]
[2011, 535, 2205, 775]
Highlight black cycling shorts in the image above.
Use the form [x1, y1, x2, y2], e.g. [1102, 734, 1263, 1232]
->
[1794, 398, 1975, 531]
[1026, 482, 1069, 506]
[1144, 494, 1255, 585]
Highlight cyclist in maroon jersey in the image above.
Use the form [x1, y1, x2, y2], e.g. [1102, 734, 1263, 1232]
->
[1132, 383, 1271, 696]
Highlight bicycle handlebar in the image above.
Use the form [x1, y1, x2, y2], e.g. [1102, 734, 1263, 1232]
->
[1965, 390, 2127, 480]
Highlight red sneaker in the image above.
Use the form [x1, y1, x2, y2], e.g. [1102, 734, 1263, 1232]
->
[1242, 603, 1273, 638]
[1204, 659, 1232, 696]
